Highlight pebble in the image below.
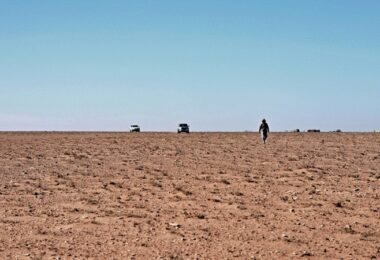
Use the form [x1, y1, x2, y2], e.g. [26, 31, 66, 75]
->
[344, 224, 353, 233]
[169, 223, 181, 229]
[301, 251, 313, 257]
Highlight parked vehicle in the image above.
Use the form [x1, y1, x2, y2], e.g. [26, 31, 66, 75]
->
[307, 129, 320, 132]
[177, 123, 190, 133]
[130, 125, 140, 132]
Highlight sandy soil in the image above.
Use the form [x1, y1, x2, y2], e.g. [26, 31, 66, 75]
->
[0, 132, 379, 259]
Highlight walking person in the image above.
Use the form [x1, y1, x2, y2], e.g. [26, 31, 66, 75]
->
[259, 119, 270, 144]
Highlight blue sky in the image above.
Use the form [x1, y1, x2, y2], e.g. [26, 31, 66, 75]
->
[0, 1, 379, 131]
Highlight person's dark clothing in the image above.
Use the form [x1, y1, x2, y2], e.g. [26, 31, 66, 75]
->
[259, 122, 269, 135]
[259, 122, 270, 143]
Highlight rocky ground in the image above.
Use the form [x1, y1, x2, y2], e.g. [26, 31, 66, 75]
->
[0, 132, 379, 259]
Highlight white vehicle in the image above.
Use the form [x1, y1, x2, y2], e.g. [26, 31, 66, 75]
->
[130, 125, 140, 132]
[177, 123, 190, 133]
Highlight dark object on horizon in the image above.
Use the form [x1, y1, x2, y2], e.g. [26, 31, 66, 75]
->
[259, 119, 270, 144]
[334, 129, 342, 133]
[307, 129, 321, 132]
[130, 125, 140, 132]
[178, 123, 190, 134]
[292, 129, 300, 133]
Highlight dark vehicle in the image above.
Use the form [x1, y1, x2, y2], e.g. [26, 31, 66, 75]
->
[307, 129, 321, 132]
[177, 123, 190, 133]
[130, 125, 140, 132]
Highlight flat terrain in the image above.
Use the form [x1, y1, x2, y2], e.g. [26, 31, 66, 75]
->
[0, 132, 379, 259]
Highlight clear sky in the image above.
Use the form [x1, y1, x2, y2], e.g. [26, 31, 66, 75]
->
[1, 1, 379, 131]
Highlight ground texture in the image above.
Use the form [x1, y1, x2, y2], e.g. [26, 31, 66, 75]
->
[0, 132, 379, 259]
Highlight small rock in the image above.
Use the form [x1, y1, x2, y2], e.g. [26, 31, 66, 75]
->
[222, 179, 231, 185]
[282, 234, 294, 242]
[196, 213, 206, 219]
[344, 224, 354, 233]
[169, 223, 181, 229]
[301, 251, 313, 257]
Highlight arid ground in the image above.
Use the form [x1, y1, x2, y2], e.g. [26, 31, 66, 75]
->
[0, 132, 379, 259]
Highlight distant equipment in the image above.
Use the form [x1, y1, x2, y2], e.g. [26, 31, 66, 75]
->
[177, 123, 190, 134]
[130, 125, 140, 132]
[307, 129, 321, 132]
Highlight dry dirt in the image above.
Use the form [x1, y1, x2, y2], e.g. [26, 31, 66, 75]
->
[0, 132, 379, 259]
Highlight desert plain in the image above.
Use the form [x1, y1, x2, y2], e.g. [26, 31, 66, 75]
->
[0, 132, 379, 259]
